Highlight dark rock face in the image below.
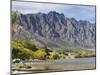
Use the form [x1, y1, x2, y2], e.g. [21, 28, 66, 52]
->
[12, 11, 96, 49]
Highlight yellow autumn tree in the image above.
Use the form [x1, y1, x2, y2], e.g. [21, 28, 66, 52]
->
[34, 48, 47, 60]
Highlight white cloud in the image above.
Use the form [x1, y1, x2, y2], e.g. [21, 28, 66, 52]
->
[12, 1, 96, 23]
[12, 1, 66, 14]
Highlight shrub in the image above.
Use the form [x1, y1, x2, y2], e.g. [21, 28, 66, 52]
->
[49, 51, 60, 59]
[33, 48, 47, 60]
[15, 62, 25, 68]
[59, 54, 66, 59]
[12, 40, 35, 60]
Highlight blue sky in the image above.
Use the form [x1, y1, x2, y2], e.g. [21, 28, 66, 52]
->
[12, 1, 96, 23]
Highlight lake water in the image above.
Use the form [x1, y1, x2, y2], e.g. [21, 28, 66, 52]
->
[53, 57, 96, 64]
[12, 57, 96, 74]
[25, 57, 96, 65]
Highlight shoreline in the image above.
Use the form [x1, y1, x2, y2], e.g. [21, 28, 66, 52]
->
[11, 57, 96, 74]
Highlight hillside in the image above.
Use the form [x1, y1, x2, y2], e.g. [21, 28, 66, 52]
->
[12, 11, 96, 49]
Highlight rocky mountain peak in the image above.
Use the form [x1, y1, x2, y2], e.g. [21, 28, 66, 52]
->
[12, 11, 96, 49]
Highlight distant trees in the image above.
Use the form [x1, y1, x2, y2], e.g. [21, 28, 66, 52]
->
[12, 40, 61, 60]
[12, 40, 47, 60]
[12, 40, 96, 61]
[74, 50, 96, 58]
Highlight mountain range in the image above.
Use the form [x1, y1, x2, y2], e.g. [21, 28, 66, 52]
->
[12, 11, 96, 49]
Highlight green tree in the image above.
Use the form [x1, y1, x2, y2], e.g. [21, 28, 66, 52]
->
[11, 11, 19, 24]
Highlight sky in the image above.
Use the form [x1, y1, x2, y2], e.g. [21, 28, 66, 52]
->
[12, 1, 96, 23]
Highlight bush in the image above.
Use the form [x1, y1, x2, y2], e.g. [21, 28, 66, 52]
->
[12, 40, 37, 50]
[74, 51, 87, 58]
[12, 40, 35, 60]
[59, 54, 66, 59]
[33, 48, 47, 60]
[49, 51, 60, 59]
[15, 62, 25, 68]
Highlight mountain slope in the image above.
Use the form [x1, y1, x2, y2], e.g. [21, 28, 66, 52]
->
[12, 11, 96, 49]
